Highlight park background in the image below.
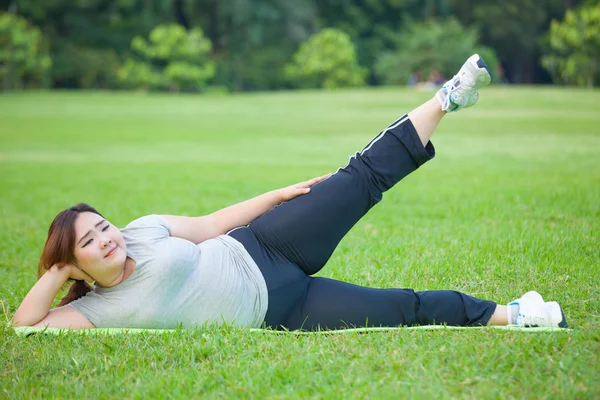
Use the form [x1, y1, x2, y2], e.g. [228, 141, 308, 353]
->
[1, 0, 599, 399]
[2, 0, 600, 91]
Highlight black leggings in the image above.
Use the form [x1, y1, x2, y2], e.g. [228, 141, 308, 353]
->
[228, 115, 496, 330]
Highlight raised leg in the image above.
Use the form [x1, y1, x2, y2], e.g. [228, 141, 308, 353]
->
[249, 113, 436, 275]
[408, 97, 446, 146]
[249, 54, 492, 276]
[283, 277, 498, 331]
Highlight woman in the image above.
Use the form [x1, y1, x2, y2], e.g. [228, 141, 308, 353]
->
[13, 55, 568, 331]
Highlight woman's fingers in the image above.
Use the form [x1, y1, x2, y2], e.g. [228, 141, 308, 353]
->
[77, 269, 94, 283]
[281, 173, 331, 201]
[64, 264, 94, 283]
[80, 270, 95, 283]
[305, 173, 332, 187]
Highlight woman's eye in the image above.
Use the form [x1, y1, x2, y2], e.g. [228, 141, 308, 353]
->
[102, 224, 110, 232]
[82, 239, 93, 248]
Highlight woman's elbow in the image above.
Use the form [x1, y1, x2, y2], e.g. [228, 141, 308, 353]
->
[13, 317, 34, 327]
[12, 311, 45, 327]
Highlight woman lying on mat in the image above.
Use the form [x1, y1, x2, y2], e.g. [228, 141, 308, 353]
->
[13, 55, 567, 331]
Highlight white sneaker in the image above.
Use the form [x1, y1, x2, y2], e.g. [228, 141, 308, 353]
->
[508, 291, 568, 328]
[436, 54, 491, 112]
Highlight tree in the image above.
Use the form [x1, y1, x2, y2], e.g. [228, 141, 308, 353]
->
[375, 18, 499, 86]
[8, 0, 591, 89]
[284, 28, 367, 89]
[13, 0, 172, 88]
[117, 23, 215, 92]
[313, 0, 429, 84]
[184, 0, 318, 91]
[448, 0, 588, 83]
[542, 3, 600, 87]
[0, 12, 52, 90]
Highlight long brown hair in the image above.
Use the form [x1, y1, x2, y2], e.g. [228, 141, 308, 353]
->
[39, 203, 104, 306]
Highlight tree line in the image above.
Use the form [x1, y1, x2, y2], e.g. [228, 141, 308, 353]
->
[1, 0, 599, 92]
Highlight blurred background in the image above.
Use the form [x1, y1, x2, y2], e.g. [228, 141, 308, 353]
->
[1, 0, 599, 93]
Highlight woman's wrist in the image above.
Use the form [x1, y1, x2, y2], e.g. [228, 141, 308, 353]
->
[47, 264, 71, 282]
[271, 189, 285, 204]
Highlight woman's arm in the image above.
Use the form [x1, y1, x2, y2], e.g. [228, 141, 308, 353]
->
[13, 265, 94, 329]
[164, 174, 330, 244]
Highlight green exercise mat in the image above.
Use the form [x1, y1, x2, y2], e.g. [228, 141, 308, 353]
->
[14, 325, 571, 337]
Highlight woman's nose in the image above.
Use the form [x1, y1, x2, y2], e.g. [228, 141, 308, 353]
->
[100, 237, 113, 247]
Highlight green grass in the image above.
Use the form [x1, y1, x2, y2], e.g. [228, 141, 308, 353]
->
[1, 87, 599, 399]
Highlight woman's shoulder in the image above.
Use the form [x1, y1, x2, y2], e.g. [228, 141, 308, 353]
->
[121, 215, 171, 242]
[123, 214, 170, 231]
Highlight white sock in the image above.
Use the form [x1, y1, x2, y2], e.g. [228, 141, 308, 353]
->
[507, 304, 519, 325]
[435, 87, 449, 110]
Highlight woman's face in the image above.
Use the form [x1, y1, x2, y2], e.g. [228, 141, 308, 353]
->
[73, 212, 127, 287]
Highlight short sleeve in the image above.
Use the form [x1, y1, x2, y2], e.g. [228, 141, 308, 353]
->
[121, 215, 171, 243]
[68, 292, 105, 328]
[120, 215, 172, 262]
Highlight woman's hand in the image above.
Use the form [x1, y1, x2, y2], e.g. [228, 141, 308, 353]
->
[277, 174, 332, 202]
[51, 263, 94, 283]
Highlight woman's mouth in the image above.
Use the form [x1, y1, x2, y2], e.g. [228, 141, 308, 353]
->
[105, 246, 118, 258]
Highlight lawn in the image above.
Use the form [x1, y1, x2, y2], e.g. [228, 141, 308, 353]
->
[0, 87, 598, 399]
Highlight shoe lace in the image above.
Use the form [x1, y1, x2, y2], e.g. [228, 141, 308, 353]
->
[518, 312, 547, 327]
[441, 70, 476, 111]
[450, 70, 476, 99]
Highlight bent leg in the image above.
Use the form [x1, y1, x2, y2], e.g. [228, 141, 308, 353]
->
[250, 115, 435, 275]
[283, 277, 497, 331]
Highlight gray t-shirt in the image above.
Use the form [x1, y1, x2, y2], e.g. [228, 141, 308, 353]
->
[69, 215, 268, 329]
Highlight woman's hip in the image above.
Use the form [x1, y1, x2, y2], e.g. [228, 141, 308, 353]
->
[227, 226, 309, 328]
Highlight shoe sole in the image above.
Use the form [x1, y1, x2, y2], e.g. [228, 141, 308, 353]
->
[547, 301, 569, 328]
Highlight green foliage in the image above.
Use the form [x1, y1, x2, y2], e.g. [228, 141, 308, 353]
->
[375, 18, 500, 86]
[117, 24, 215, 92]
[313, 0, 438, 82]
[8, 0, 590, 88]
[0, 12, 52, 90]
[542, 4, 600, 87]
[14, 0, 170, 89]
[51, 44, 120, 89]
[186, 0, 318, 91]
[116, 59, 163, 89]
[472, 0, 548, 59]
[225, 47, 294, 91]
[448, 0, 588, 83]
[163, 62, 215, 92]
[284, 28, 367, 89]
